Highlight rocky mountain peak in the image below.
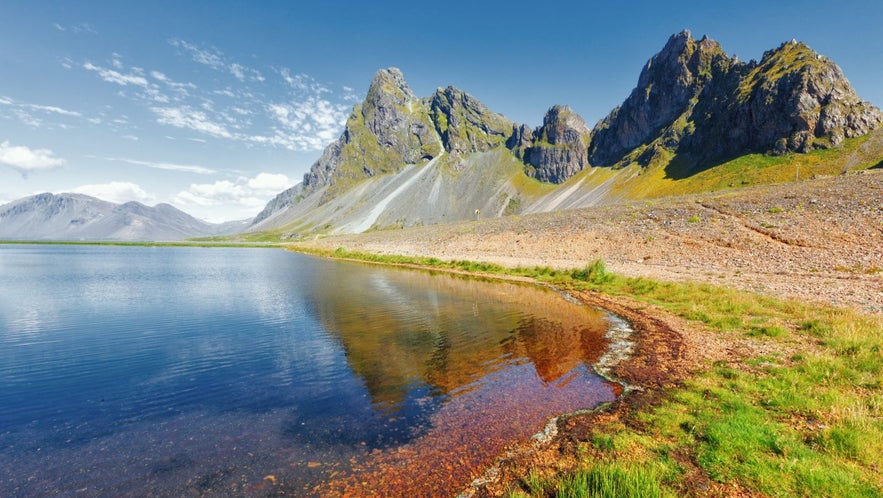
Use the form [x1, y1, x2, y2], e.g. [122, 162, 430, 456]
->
[683, 39, 883, 160]
[537, 105, 591, 145]
[517, 105, 591, 183]
[590, 31, 881, 168]
[430, 86, 512, 155]
[361, 67, 420, 141]
[590, 31, 728, 166]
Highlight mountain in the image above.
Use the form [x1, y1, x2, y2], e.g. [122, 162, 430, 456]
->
[589, 30, 882, 168]
[249, 31, 881, 239]
[0, 193, 247, 241]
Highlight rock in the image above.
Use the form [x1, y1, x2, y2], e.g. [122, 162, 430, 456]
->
[361, 68, 435, 165]
[589, 30, 729, 166]
[430, 86, 513, 155]
[522, 105, 591, 183]
[506, 124, 534, 157]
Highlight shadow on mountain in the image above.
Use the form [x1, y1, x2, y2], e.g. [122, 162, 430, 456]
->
[662, 150, 762, 181]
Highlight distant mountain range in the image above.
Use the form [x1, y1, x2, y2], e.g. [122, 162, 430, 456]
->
[248, 30, 882, 238]
[0, 193, 248, 241]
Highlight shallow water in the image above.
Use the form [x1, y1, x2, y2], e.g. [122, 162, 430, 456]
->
[0, 245, 618, 496]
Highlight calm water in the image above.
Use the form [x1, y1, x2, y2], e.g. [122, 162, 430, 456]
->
[0, 245, 620, 496]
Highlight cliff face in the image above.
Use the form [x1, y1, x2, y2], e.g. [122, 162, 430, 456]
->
[589, 30, 883, 167]
[589, 31, 728, 166]
[520, 105, 592, 183]
[685, 40, 883, 161]
[430, 86, 513, 156]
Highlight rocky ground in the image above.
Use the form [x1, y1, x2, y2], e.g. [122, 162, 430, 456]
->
[298, 170, 882, 314]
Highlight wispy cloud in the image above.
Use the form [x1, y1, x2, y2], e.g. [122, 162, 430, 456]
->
[83, 62, 149, 87]
[0, 141, 66, 177]
[71, 181, 154, 204]
[97, 155, 216, 175]
[53, 22, 97, 35]
[263, 97, 350, 149]
[279, 69, 330, 94]
[151, 106, 233, 139]
[150, 70, 196, 94]
[79, 43, 355, 151]
[0, 96, 84, 128]
[169, 39, 264, 82]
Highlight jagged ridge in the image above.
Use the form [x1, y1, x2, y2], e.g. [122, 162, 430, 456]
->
[590, 30, 883, 168]
[252, 31, 881, 234]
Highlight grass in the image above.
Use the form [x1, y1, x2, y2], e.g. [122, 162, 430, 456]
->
[295, 246, 883, 497]
[612, 133, 879, 201]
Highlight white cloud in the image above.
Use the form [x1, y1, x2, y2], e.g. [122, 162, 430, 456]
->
[83, 62, 149, 87]
[71, 181, 153, 204]
[279, 69, 330, 94]
[174, 173, 292, 209]
[247, 172, 292, 192]
[0, 141, 65, 176]
[230, 63, 245, 81]
[99, 156, 216, 175]
[265, 97, 349, 150]
[77, 43, 349, 152]
[150, 70, 196, 94]
[151, 106, 233, 139]
[110, 53, 124, 69]
[342, 85, 360, 102]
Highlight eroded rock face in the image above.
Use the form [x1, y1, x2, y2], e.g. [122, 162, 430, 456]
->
[523, 105, 591, 183]
[361, 68, 436, 165]
[589, 30, 728, 166]
[685, 41, 883, 160]
[589, 30, 883, 167]
[430, 86, 513, 155]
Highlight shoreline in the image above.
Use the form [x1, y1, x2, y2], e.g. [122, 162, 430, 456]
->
[288, 247, 740, 495]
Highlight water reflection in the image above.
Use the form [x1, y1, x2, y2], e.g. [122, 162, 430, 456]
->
[307, 262, 610, 410]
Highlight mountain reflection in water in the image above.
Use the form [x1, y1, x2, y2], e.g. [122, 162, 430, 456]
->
[309, 261, 609, 408]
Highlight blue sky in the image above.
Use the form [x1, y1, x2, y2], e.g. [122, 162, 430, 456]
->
[1, 1, 881, 222]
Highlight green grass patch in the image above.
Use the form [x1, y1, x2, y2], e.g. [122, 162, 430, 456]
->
[512, 462, 672, 498]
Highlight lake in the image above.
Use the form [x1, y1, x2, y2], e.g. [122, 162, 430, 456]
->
[0, 245, 623, 496]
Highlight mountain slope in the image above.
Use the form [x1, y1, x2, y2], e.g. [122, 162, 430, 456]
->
[249, 31, 881, 240]
[0, 193, 245, 241]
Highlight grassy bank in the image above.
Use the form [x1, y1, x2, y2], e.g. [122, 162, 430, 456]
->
[292, 246, 882, 497]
